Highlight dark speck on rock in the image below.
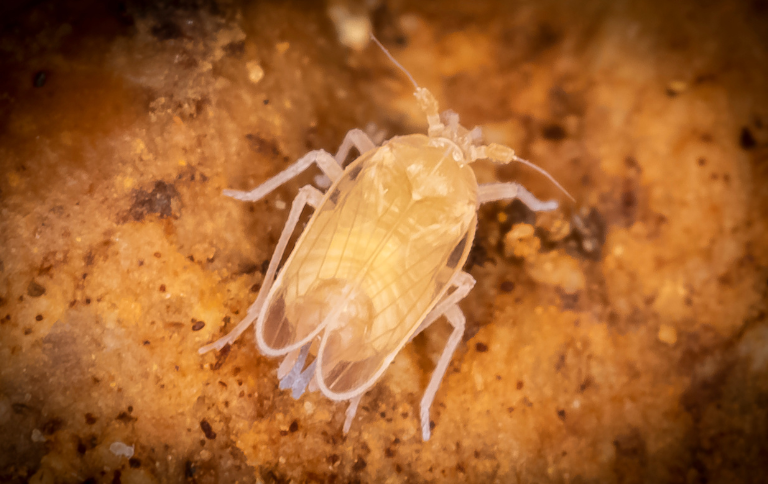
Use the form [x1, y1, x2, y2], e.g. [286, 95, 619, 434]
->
[27, 280, 46, 297]
[116, 411, 136, 423]
[200, 419, 216, 439]
[128, 181, 180, 222]
[33, 71, 47, 88]
[740, 127, 756, 150]
[542, 123, 567, 141]
[500, 281, 515, 292]
[352, 457, 367, 471]
[238, 262, 260, 275]
[185, 461, 196, 478]
[42, 417, 63, 435]
[212, 344, 231, 371]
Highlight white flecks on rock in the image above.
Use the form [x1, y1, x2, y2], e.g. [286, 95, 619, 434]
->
[109, 441, 135, 458]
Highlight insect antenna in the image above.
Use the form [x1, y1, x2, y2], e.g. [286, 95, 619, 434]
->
[370, 33, 443, 135]
[370, 32, 574, 204]
[515, 156, 576, 202]
[370, 33, 420, 89]
[482, 144, 575, 202]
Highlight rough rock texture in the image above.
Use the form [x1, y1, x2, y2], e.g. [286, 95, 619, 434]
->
[1, 0, 766, 482]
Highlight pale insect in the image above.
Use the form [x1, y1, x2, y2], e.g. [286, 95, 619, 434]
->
[200, 35, 573, 440]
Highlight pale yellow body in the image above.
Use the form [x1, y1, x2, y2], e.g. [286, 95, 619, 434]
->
[200, 45, 566, 440]
[258, 134, 478, 398]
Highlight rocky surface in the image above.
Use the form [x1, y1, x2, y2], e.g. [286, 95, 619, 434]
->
[1, 0, 766, 482]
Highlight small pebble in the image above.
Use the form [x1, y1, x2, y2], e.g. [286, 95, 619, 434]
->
[657, 324, 678, 345]
[246, 61, 264, 84]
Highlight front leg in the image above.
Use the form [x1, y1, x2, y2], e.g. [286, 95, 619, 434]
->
[478, 182, 559, 212]
[333, 128, 376, 165]
[224, 150, 343, 202]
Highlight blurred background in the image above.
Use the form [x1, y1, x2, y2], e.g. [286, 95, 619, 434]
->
[0, 0, 766, 482]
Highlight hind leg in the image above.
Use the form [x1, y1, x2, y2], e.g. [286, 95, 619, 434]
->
[419, 304, 466, 441]
[199, 185, 324, 354]
[407, 272, 476, 440]
[343, 394, 364, 434]
[410, 271, 475, 340]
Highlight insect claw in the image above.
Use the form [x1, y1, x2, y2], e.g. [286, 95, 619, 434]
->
[421, 408, 431, 441]
[539, 200, 560, 211]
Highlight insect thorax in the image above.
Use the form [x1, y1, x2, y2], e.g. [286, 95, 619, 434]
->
[375, 134, 478, 210]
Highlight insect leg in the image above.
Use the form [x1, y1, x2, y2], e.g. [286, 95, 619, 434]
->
[343, 393, 364, 434]
[408, 272, 475, 440]
[199, 185, 324, 354]
[478, 182, 559, 212]
[420, 304, 466, 441]
[333, 128, 376, 165]
[223, 150, 343, 203]
[410, 271, 476, 341]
